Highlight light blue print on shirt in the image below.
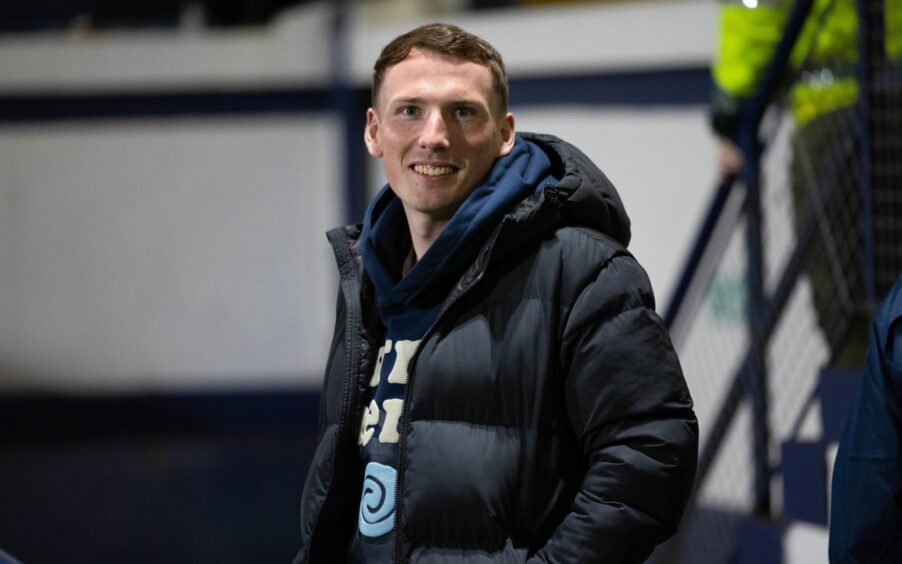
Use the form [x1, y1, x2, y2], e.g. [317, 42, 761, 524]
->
[359, 461, 396, 537]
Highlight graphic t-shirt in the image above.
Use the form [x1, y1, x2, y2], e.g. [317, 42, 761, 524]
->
[348, 307, 436, 563]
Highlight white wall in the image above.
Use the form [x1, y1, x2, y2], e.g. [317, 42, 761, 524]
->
[0, 1, 716, 91]
[0, 1, 718, 393]
[0, 117, 341, 391]
[515, 107, 718, 309]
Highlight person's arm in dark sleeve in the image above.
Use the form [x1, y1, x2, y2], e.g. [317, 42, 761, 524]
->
[829, 280, 902, 563]
[530, 252, 698, 563]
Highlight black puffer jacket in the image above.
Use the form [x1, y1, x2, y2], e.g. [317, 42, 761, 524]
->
[296, 133, 698, 563]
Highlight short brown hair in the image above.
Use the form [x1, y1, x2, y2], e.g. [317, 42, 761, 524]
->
[372, 23, 509, 115]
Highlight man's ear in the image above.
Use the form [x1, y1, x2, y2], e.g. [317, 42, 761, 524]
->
[497, 112, 516, 157]
[364, 108, 383, 158]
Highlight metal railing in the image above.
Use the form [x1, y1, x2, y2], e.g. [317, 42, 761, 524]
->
[657, 0, 898, 560]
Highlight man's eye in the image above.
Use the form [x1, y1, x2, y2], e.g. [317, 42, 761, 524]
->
[398, 106, 418, 116]
[454, 107, 476, 118]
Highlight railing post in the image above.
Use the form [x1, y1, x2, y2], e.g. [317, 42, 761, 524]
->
[331, 0, 369, 224]
[855, 0, 878, 304]
[734, 0, 816, 518]
[739, 119, 772, 516]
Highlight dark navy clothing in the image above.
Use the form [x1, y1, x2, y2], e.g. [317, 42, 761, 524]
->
[830, 276, 902, 563]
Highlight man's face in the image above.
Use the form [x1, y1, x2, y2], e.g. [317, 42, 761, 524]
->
[365, 48, 515, 224]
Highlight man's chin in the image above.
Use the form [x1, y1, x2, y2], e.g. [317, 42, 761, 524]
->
[401, 199, 462, 223]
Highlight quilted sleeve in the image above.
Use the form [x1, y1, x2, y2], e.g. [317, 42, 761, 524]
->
[531, 252, 698, 563]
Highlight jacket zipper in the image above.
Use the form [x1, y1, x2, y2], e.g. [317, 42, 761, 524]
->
[308, 231, 368, 562]
[390, 218, 511, 564]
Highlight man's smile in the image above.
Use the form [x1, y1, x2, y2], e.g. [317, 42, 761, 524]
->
[411, 163, 459, 177]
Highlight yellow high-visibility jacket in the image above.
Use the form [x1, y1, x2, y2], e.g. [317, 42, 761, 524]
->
[711, 0, 901, 138]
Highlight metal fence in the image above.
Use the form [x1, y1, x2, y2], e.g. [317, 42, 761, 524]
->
[655, 0, 899, 561]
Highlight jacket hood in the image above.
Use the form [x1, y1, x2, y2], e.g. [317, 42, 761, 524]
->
[519, 132, 631, 248]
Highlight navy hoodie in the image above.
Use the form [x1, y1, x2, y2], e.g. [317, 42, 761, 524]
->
[349, 135, 557, 562]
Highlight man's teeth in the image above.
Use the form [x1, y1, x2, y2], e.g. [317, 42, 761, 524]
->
[413, 164, 455, 176]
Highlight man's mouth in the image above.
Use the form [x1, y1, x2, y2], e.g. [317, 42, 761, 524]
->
[412, 164, 457, 177]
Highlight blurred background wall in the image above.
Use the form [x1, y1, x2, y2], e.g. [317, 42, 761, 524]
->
[0, 0, 716, 393]
[0, 1, 718, 562]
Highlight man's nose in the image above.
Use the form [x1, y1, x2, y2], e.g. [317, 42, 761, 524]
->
[418, 110, 451, 150]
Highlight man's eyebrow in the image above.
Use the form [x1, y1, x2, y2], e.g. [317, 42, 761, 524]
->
[447, 98, 484, 107]
[389, 97, 425, 106]
[388, 96, 487, 107]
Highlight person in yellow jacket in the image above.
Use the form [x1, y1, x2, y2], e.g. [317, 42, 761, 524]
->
[711, 0, 901, 365]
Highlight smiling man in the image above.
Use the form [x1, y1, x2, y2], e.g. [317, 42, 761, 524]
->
[296, 24, 698, 563]
[364, 45, 514, 261]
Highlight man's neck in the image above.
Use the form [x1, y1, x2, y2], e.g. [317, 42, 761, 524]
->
[404, 210, 451, 262]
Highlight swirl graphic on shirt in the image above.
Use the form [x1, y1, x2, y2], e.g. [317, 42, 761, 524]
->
[358, 462, 396, 537]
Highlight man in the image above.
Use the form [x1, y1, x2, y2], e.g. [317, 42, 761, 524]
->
[296, 23, 697, 563]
